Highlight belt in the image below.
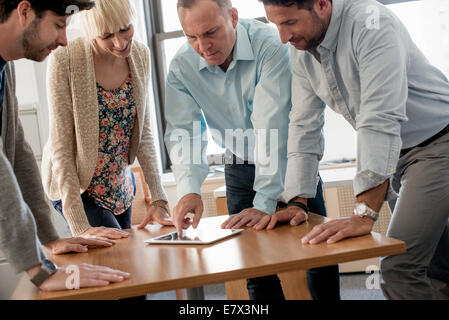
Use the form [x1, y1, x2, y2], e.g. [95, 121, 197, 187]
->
[400, 123, 449, 157]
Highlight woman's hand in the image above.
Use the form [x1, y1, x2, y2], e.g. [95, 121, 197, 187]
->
[137, 204, 174, 229]
[80, 227, 129, 240]
[44, 237, 116, 255]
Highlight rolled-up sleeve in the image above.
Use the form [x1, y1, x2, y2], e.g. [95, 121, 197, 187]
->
[164, 66, 209, 200]
[353, 18, 408, 198]
[281, 50, 326, 203]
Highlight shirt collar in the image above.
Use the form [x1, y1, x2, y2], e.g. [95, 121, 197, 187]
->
[199, 22, 255, 72]
[318, 0, 344, 53]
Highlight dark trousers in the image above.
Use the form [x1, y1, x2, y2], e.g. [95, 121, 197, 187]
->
[225, 162, 341, 300]
[52, 192, 133, 230]
[51, 170, 136, 230]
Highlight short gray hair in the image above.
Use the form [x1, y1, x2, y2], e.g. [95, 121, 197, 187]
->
[177, 0, 232, 10]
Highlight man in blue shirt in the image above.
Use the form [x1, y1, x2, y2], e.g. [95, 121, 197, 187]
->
[165, 0, 340, 300]
[262, 0, 449, 299]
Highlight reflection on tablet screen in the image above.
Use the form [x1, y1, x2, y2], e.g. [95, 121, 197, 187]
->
[146, 228, 243, 245]
[154, 231, 201, 241]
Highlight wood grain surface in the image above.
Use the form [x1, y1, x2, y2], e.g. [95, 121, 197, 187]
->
[11, 214, 405, 300]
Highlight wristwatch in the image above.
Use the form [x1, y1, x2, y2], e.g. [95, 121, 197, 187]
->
[30, 259, 58, 288]
[287, 201, 309, 214]
[150, 200, 169, 213]
[353, 202, 379, 222]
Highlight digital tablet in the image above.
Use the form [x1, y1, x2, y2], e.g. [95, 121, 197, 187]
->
[145, 228, 243, 245]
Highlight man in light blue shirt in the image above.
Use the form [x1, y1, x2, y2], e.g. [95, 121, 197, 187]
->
[262, 0, 449, 299]
[165, 0, 340, 300]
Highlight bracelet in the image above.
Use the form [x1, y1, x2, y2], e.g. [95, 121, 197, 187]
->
[150, 200, 169, 213]
[286, 202, 309, 214]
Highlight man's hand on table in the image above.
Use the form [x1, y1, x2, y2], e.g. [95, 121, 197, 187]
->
[301, 215, 374, 245]
[221, 208, 271, 229]
[173, 193, 204, 237]
[137, 202, 174, 230]
[301, 180, 386, 245]
[44, 237, 116, 255]
[80, 227, 129, 240]
[27, 263, 130, 292]
[256, 206, 308, 230]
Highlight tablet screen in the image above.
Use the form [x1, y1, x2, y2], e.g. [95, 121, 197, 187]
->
[145, 228, 243, 245]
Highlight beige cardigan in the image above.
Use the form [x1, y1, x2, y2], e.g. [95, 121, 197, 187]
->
[41, 37, 168, 236]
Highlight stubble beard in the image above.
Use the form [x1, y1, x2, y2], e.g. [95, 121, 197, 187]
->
[304, 10, 328, 51]
[22, 19, 50, 62]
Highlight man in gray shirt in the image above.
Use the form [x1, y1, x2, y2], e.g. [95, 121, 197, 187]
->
[0, 0, 129, 291]
[261, 0, 449, 299]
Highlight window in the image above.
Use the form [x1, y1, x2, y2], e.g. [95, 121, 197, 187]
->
[388, 0, 449, 78]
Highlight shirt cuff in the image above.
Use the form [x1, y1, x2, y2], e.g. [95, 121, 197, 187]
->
[175, 177, 203, 201]
[252, 192, 278, 214]
[281, 156, 320, 202]
[280, 177, 319, 204]
[353, 170, 398, 202]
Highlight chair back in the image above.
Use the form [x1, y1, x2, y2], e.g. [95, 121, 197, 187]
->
[130, 167, 152, 225]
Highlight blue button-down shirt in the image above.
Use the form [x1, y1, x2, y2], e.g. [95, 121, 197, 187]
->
[282, 0, 449, 202]
[165, 19, 292, 214]
[0, 56, 7, 134]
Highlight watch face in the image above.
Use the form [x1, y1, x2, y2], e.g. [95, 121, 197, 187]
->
[42, 259, 57, 273]
[356, 203, 367, 215]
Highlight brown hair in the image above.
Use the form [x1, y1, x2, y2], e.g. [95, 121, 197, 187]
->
[0, 0, 95, 23]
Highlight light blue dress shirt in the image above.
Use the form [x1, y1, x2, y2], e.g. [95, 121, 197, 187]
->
[165, 19, 292, 214]
[282, 0, 449, 203]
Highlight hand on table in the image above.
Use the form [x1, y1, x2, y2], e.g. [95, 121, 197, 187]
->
[173, 193, 204, 237]
[221, 208, 270, 229]
[44, 237, 116, 255]
[137, 204, 174, 229]
[80, 227, 129, 240]
[301, 215, 374, 245]
[254, 206, 308, 230]
[36, 264, 130, 292]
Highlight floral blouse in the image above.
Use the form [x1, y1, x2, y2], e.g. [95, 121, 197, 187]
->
[87, 74, 136, 215]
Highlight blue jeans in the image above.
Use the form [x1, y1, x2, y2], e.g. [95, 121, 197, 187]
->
[52, 170, 137, 230]
[52, 193, 133, 230]
[225, 161, 341, 300]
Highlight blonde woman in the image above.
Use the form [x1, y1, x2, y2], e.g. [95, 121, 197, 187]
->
[42, 0, 173, 239]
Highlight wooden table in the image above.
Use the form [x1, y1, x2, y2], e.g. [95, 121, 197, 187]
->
[11, 214, 405, 300]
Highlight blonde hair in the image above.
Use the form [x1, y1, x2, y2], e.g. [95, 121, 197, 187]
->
[79, 0, 136, 42]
